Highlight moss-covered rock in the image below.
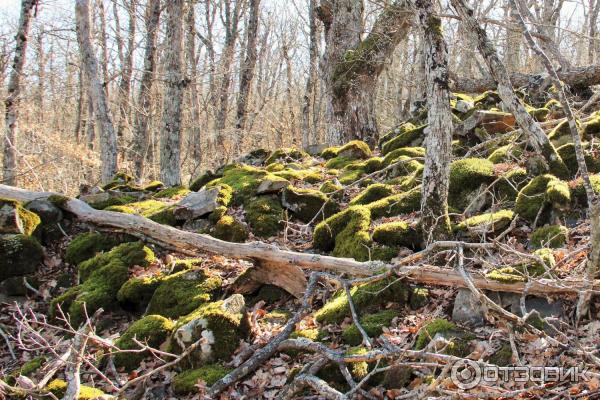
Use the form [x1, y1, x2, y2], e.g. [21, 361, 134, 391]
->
[349, 184, 395, 206]
[172, 364, 232, 394]
[211, 215, 249, 243]
[415, 319, 475, 357]
[487, 248, 555, 283]
[319, 180, 343, 196]
[557, 142, 600, 178]
[102, 171, 136, 191]
[282, 186, 338, 223]
[548, 119, 582, 147]
[143, 180, 164, 192]
[0, 198, 41, 236]
[382, 147, 425, 167]
[78, 241, 155, 282]
[254, 284, 289, 304]
[381, 125, 427, 155]
[367, 187, 422, 219]
[114, 315, 174, 371]
[530, 225, 568, 249]
[571, 174, 600, 207]
[314, 278, 409, 324]
[264, 148, 308, 165]
[45, 379, 106, 399]
[211, 164, 289, 204]
[147, 269, 222, 319]
[320, 146, 342, 160]
[65, 232, 131, 265]
[105, 199, 177, 226]
[515, 174, 571, 222]
[325, 156, 356, 170]
[153, 186, 191, 199]
[313, 206, 371, 258]
[378, 122, 417, 148]
[244, 195, 284, 238]
[372, 221, 420, 249]
[488, 144, 523, 164]
[454, 210, 515, 237]
[415, 319, 456, 350]
[335, 140, 372, 160]
[0, 234, 44, 281]
[488, 344, 513, 366]
[448, 158, 495, 211]
[342, 309, 398, 345]
[190, 170, 222, 192]
[117, 274, 165, 311]
[272, 168, 322, 183]
[494, 168, 529, 201]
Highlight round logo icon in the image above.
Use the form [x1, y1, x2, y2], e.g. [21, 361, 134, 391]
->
[450, 359, 482, 390]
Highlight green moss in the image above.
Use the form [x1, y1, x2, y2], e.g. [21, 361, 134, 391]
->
[488, 144, 523, 164]
[45, 379, 105, 399]
[382, 147, 425, 166]
[583, 115, 600, 139]
[47, 194, 71, 208]
[211, 215, 249, 243]
[254, 284, 289, 303]
[264, 148, 308, 165]
[172, 364, 232, 394]
[557, 142, 600, 178]
[244, 195, 284, 238]
[117, 274, 165, 310]
[489, 344, 513, 366]
[338, 165, 366, 184]
[372, 221, 420, 248]
[171, 258, 204, 273]
[326, 156, 355, 170]
[105, 199, 178, 226]
[378, 123, 417, 148]
[336, 140, 372, 159]
[385, 156, 424, 179]
[211, 164, 289, 204]
[548, 119, 582, 147]
[153, 186, 191, 199]
[190, 170, 222, 192]
[487, 249, 555, 283]
[494, 168, 529, 201]
[320, 146, 341, 159]
[530, 225, 568, 249]
[349, 184, 395, 206]
[89, 193, 138, 210]
[78, 241, 155, 282]
[0, 198, 41, 236]
[515, 175, 570, 222]
[314, 278, 409, 324]
[143, 180, 164, 192]
[291, 328, 323, 341]
[0, 234, 44, 281]
[455, 210, 515, 235]
[415, 319, 456, 350]
[448, 158, 495, 210]
[282, 186, 338, 223]
[342, 309, 398, 345]
[410, 287, 429, 309]
[474, 91, 501, 108]
[571, 174, 600, 207]
[528, 107, 550, 121]
[114, 315, 174, 371]
[7, 356, 46, 384]
[313, 206, 369, 250]
[319, 180, 343, 195]
[273, 168, 322, 183]
[147, 269, 222, 319]
[367, 187, 422, 219]
[381, 125, 427, 155]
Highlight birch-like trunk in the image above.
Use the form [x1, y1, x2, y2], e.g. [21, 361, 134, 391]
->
[159, 0, 185, 187]
[76, 0, 118, 184]
[3, 0, 36, 186]
[451, 0, 568, 178]
[302, 0, 319, 148]
[415, 0, 453, 242]
[116, 0, 136, 146]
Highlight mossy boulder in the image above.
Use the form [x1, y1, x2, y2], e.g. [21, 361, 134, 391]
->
[488, 144, 523, 164]
[105, 199, 177, 226]
[571, 174, 600, 208]
[211, 215, 249, 243]
[313, 206, 372, 260]
[114, 315, 174, 371]
[45, 379, 106, 399]
[282, 186, 338, 223]
[454, 210, 515, 238]
[272, 167, 322, 183]
[494, 168, 529, 201]
[65, 232, 132, 265]
[515, 174, 571, 222]
[0, 198, 41, 236]
[319, 180, 343, 196]
[378, 122, 417, 148]
[320, 146, 342, 159]
[264, 148, 309, 165]
[153, 186, 191, 199]
[78, 241, 155, 282]
[190, 170, 222, 192]
[381, 125, 427, 155]
[487, 248, 555, 283]
[342, 309, 398, 345]
[557, 142, 600, 178]
[548, 119, 582, 147]
[143, 180, 164, 192]
[335, 140, 372, 160]
[117, 274, 165, 311]
[146, 269, 222, 319]
[415, 319, 456, 350]
[448, 158, 495, 211]
[349, 184, 395, 206]
[0, 234, 44, 281]
[382, 147, 425, 167]
[244, 195, 284, 238]
[367, 187, 422, 219]
[530, 225, 568, 249]
[314, 278, 409, 324]
[172, 298, 249, 363]
[172, 364, 232, 394]
[102, 171, 136, 191]
[372, 221, 420, 249]
[414, 318, 474, 357]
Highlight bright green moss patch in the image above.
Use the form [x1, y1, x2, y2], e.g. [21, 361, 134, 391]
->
[372, 221, 420, 248]
[45, 379, 105, 399]
[211, 215, 249, 243]
[117, 274, 165, 310]
[114, 315, 174, 371]
[0, 234, 44, 281]
[264, 148, 309, 165]
[319, 180, 343, 195]
[326, 156, 355, 170]
[379, 122, 417, 148]
[448, 158, 495, 210]
[244, 195, 284, 238]
[557, 142, 600, 177]
[382, 147, 425, 167]
[282, 186, 339, 223]
[385, 156, 424, 179]
[342, 309, 398, 345]
[272, 168, 322, 183]
[190, 170, 222, 192]
[153, 186, 191, 199]
[291, 328, 323, 341]
[143, 180, 164, 192]
[0, 198, 40, 236]
[321, 146, 341, 159]
[314, 278, 409, 324]
[548, 119, 582, 147]
[105, 199, 177, 226]
[78, 241, 155, 282]
[515, 174, 571, 222]
[313, 206, 370, 253]
[415, 319, 456, 350]
[530, 225, 568, 249]
[172, 364, 232, 394]
[336, 140, 372, 159]
[381, 125, 427, 155]
[488, 144, 523, 164]
[455, 210, 514, 235]
[147, 269, 222, 319]
[487, 248, 555, 283]
[367, 187, 422, 219]
[349, 184, 395, 206]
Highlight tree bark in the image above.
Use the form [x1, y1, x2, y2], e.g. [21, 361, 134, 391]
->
[186, 1, 203, 177]
[450, 0, 568, 177]
[116, 0, 136, 148]
[3, 0, 37, 186]
[302, 0, 319, 149]
[96, 0, 110, 98]
[131, 0, 161, 181]
[35, 31, 45, 123]
[415, 0, 453, 243]
[76, 0, 118, 184]
[159, 0, 186, 186]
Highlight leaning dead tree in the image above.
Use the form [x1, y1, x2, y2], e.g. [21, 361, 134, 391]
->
[75, 0, 118, 184]
[3, 0, 37, 186]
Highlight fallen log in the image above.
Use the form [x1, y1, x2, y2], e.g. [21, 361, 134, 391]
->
[1, 184, 598, 297]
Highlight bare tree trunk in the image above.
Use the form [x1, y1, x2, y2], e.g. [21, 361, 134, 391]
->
[116, 0, 136, 149]
[186, 0, 203, 176]
[35, 31, 45, 123]
[3, 0, 37, 186]
[589, 0, 600, 63]
[416, 0, 453, 243]
[282, 40, 297, 142]
[86, 90, 95, 150]
[504, 1, 521, 72]
[97, 0, 110, 98]
[451, 0, 568, 178]
[76, 0, 118, 183]
[74, 66, 85, 142]
[235, 0, 261, 132]
[132, 0, 161, 181]
[302, 0, 319, 148]
[159, 0, 186, 186]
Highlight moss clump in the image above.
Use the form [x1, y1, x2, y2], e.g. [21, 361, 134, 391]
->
[153, 186, 191, 199]
[6, 356, 46, 385]
[325, 156, 356, 170]
[530, 225, 568, 249]
[381, 125, 427, 155]
[571, 174, 600, 207]
[455, 210, 515, 236]
[385, 156, 424, 179]
[342, 309, 398, 345]
[291, 328, 324, 341]
[244, 195, 284, 238]
[382, 147, 425, 167]
[172, 364, 231, 394]
[0, 198, 41, 236]
[515, 175, 571, 222]
[147, 269, 222, 319]
[415, 319, 456, 350]
[372, 221, 420, 249]
[367, 187, 422, 219]
[264, 148, 308, 165]
[171, 258, 204, 273]
[190, 170, 222, 192]
[312, 206, 372, 260]
[494, 168, 529, 201]
[105, 199, 177, 226]
[488, 144, 523, 164]
[0, 234, 44, 281]
[319, 180, 343, 195]
[349, 184, 395, 206]
[321, 146, 342, 159]
[557, 142, 600, 178]
[102, 171, 135, 190]
[211, 164, 289, 204]
[448, 158, 495, 210]
[335, 140, 372, 160]
[378, 123, 417, 148]
[314, 278, 409, 324]
[282, 186, 338, 223]
[117, 274, 165, 311]
[548, 119, 582, 147]
[528, 107, 550, 122]
[143, 180, 164, 192]
[272, 168, 322, 183]
[487, 248, 555, 283]
[78, 241, 155, 282]
[114, 315, 174, 371]
[45, 379, 105, 399]
[210, 215, 249, 243]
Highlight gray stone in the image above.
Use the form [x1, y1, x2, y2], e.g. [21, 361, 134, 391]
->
[452, 288, 486, 326]
[25, 199, 63, 224]
[256, 177, 289, 194]
[221, 294, 245, 314]
[80, 191, 144, 209]
[304, 144, 328, 156]
[182, 218, 212, 233]
[174, 188, 221, 220]
[455, 100, 474, 114]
